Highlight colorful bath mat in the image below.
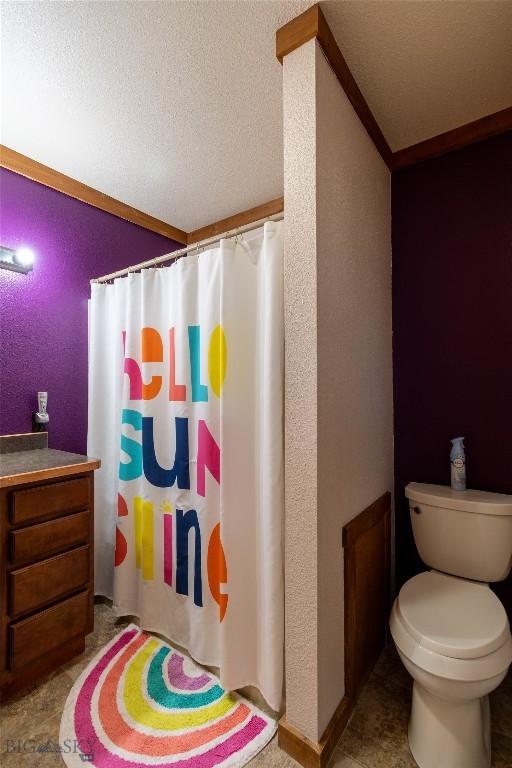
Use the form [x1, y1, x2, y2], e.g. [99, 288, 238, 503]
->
[60, 625, 276, 768]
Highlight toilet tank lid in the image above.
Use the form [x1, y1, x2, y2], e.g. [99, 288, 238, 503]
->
[397, 571, 510, 660]
[406, 482, 512, 516]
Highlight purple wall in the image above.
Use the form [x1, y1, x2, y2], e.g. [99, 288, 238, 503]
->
[392, 131, 512, 613]
[0, 168, 179, 454]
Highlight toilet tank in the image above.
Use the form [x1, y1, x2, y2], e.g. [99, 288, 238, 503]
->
[406, 483, 512, 582]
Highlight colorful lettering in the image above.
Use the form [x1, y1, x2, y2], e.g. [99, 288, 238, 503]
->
[134, 496, 154, 580]
[119, 409, 143, 481]
[123, 331, 143, 399]
[207, 523, 228, 621]
[114, 493, 129, 567]
[208, 325, 227, 397]
[169, 328, 187, 401]
[188, 326, 208, 402]
[197, 419, 220, 497]
[142, 416, 190, 489]
[176, 508, 203, 607]
[163, 510, 173, 587]
[141, 327, 163, 400]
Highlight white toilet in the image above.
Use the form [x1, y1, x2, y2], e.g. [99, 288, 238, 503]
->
[390, 482, 512, 768]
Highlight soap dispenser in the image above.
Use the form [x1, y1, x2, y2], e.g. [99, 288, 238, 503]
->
[32, 391, 49, 432]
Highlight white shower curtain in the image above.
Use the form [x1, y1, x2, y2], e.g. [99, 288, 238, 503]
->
[88, 222, 284, 711]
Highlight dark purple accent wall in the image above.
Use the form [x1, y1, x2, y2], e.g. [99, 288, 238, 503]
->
[392, 131, 512, 614]
[0, 168, 179, 454]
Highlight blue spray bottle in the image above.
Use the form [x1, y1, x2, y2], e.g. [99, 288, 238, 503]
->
[450, 437, 466, 491]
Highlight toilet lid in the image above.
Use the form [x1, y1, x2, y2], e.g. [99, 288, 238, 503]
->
[397, 571, 510, 659]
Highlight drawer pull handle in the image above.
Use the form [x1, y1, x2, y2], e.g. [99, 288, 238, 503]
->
[413, 506, 422, 514]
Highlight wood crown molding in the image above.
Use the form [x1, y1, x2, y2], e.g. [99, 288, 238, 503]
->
[0, 145, 188, 244]
[276, 4, 512, 171]
[276, 4, 393, 169]
[187, 196, 284, 244]
[0, 145, 282, 247]
[391, 106, 512, 171]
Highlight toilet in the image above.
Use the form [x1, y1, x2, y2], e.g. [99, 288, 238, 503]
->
[390, 482, 512, 768]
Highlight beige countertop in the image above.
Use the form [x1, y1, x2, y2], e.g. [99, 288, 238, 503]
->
[0, 447, 100, 488]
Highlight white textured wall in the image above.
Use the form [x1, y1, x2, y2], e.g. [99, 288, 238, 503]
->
[315, 43, 393, 734]
[283, 39, 319, 740]
[283, 39, 393, 742]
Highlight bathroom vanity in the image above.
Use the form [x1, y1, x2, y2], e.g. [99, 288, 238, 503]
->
[0, 433, 100, 700]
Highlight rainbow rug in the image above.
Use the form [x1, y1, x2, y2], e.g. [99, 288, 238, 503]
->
[60, 625, 276, 768]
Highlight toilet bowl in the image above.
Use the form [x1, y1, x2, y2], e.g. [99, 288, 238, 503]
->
[390, 571, 512, 768]
[390, 483, 512, 768]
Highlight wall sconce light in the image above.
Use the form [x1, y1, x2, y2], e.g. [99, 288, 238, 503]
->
[0, 245, 35, 274]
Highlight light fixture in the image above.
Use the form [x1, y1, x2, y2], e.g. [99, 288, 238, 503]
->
[0, 245, 35, 274]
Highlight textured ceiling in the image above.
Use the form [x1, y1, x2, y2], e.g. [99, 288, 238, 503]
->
[0, 1, 309, 231]
[1, 1, 511, 231]
[323, 1, 512, 151]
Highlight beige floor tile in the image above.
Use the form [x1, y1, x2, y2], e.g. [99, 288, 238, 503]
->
[84, 602, 131, 653]
[1, 711, 65, 767]
[2, 610, 510, 768]
[491, 668, 512, 741]
[1, 669, 75, 737]
[491, 731, 512, 768]
[328, 748, 366, 768]
[337, 674, 416, 768]
[371, 644, 410, 692]
[249, 735, 300, 768]
[339, 648, 512, 768]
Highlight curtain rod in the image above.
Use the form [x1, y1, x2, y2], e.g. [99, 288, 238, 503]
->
[90, 211, 284, 284]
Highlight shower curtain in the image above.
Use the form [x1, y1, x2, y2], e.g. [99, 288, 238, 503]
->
[88, 222, 284, 710]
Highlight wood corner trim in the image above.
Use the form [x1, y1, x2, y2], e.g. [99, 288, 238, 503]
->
[0, 145, 188, 244]
[276, 4, 320, 63]
[278, 696, 353, 768]
[276, 3, 393, 169]
[187, 196, 284, 244]
[391, 106, 512, 171]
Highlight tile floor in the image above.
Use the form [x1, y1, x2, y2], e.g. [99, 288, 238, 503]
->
[332, 643, 512, 768]
[1, 603, 511, 768]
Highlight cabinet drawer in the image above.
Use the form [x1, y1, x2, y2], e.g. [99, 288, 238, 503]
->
[11, 477, 90, 525]
[10, 545, 89, 618]
[10, 510, 90, 564]
[9, 591, 88, 670]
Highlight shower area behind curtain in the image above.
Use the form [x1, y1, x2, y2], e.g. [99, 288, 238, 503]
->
[88, 222, 284, 711]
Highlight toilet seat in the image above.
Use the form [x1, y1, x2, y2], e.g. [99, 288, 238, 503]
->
[398, 571, 509, 659]
[390, 572, 512, 682]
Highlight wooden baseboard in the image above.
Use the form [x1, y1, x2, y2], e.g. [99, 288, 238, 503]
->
[278, 696, 353, 768]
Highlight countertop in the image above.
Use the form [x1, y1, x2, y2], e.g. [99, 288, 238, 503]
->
[0, 447, 101, 488]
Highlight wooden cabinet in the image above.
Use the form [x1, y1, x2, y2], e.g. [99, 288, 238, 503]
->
[0, 470, 96, 701]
